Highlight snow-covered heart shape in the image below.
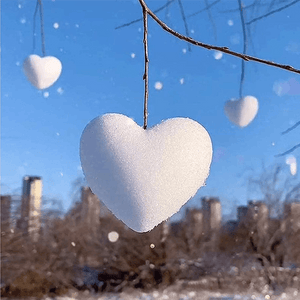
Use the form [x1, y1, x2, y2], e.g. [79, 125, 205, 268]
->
[224, 96, 259, 127]
[23, 54, 62, 90]
[80, 114, 213, 232]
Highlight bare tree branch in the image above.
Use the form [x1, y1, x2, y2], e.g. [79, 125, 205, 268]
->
[219, 0, 290, 13]
[282, 120, 300, 135]
[285, 182, 300, 202]
[267, 0, 278, 12]
[275, 143, 300, 157]
[177, 0, 191, 51]
[188, 0, 221, 18]
[137, 0, 300, 75]
[247, 0, 300, 25]
[220, 2, 265, 13]
[115, 0, 175, 29]
[204, 0, 218, 41]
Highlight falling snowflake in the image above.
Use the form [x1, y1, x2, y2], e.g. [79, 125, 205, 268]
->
[182, 48, 187, 54]
[190, 29, 195, 34]
[56, 132, 60, 136]
[75, 24, 79, 28]
[179, 78, 184, 85]
[71, 242, 75, 246]
[53, 22, 59, 29]
[150, 243, 155, 249]
[16, 61, 20, 66]
[273, 78, 300, 96]
[228, 19, 234, 26]
[57, 87, 64, 95]
[131, 53, 136, 58]
[213, 51, 223, 60]
[154, 82, 163, 90]
[43, 91, 49, 98]
[108, 231, 119, 242]
[20, 18, 26, 24]
[18, 4, 22, 9]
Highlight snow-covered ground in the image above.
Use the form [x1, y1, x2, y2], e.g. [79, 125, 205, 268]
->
[44, 287, 300, 300]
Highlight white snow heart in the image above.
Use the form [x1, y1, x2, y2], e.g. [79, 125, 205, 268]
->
[224, 96, 259, 127]
[80, 113, 213, 232]
[23, 54, 62, 90]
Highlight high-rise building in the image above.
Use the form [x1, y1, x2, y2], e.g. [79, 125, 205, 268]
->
[247, 200, 269, 239]
[237, 206, 248, 223]
[284, 202, 300, 232]
[81, 186, 101, 230]
[1, 195, 11, 232]
[185, 208, 203, 253]
[202, 197, 222, 240]
[18, 176, 42, 240]
[186, 208, 203, 238]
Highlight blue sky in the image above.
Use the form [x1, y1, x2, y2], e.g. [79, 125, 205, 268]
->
[2, 0, 300, 219]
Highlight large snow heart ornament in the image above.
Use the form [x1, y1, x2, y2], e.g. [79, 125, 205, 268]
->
[23, 54, 62, 90]
[80, 114, 213, 232]
[224, 96, 259, 127]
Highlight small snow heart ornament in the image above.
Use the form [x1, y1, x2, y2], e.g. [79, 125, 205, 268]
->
[80, 113, 213, 232]
[224, 96, 259, 127]
[23, 54, 62, 90]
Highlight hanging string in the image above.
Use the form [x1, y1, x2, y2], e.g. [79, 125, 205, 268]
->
[32, 0, 46, 56]
[238, 0, 247, 98]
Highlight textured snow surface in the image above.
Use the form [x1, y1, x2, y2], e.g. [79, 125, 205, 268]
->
[224, 96, 259, 128]
[23, 54, 62, 90]
[37, 288, 300, 300]
[80, 114, 212, 232]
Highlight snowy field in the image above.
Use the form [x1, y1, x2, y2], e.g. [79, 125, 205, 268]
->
[38, 287, 300, 300]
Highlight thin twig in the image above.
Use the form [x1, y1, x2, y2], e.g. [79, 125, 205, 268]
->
[275, 143, 300, 157]
[177, 0, 191, 51]
[247, 26, 258, 61]
[247, 0, 300, 25]
[138, 0, 300, 75]
[140, 3, 149, 130]
[115, 0, 175, 30]
[204, 0, 218, 41]
[282, 120, 300, 135]
[238, 0, 248, 98]
[165, 0, 172, 22]
[219, 0, 290, 13]
[188, 0, 221, 18]
[267, 0, 278, 12]
[219, 2, 261, 13]
[285, 182, 300, 201]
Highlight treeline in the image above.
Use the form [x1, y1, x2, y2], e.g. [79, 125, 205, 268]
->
[1, 200, 300, 298]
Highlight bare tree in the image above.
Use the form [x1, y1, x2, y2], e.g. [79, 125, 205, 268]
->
[249, 163, 300, 218]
